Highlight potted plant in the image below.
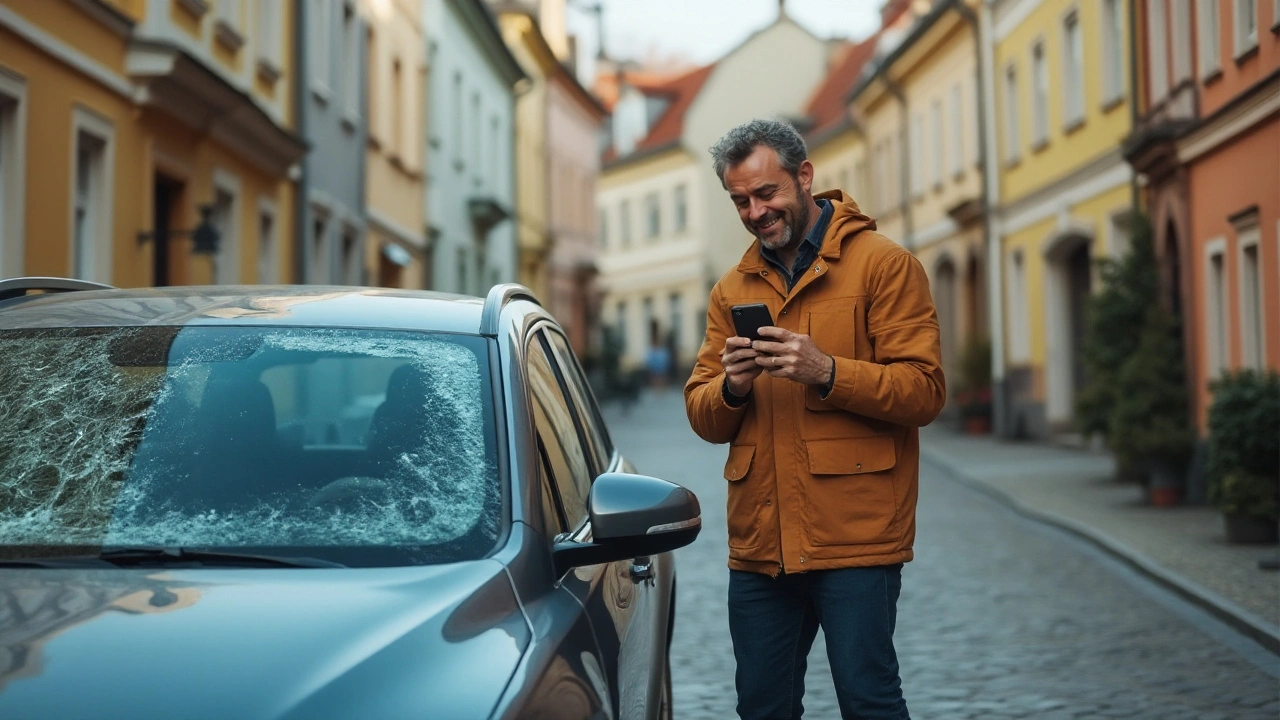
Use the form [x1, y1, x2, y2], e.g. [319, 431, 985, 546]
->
[954, 335, 992, 435]
[1207, 369, 1280, 544]
[1107, 304, 1194, 506]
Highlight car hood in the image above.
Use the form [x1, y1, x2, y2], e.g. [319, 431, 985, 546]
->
[0, 560, 530, 720]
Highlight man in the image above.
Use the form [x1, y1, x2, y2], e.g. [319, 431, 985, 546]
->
[684, 119, 945, 720]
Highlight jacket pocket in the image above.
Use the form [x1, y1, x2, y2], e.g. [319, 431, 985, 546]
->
[724, 445, 762, 550]
[802, 435, 899, 547]
[805, 305, 856, 412]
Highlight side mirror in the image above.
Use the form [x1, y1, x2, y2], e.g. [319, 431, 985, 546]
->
[552, 472, 701, 576]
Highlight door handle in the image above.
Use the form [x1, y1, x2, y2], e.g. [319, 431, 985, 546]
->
[629, 556, 653, 585]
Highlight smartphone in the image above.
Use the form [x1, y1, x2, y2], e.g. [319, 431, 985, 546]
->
[731, 303, 775, 342]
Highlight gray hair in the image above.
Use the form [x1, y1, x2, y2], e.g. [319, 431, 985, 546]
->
[709, 119, 808, 184]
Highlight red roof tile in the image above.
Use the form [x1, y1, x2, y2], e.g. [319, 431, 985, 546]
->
[804, 37, 878, 139]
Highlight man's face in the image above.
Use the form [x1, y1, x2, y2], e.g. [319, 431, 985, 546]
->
[724, 145, 814, 251]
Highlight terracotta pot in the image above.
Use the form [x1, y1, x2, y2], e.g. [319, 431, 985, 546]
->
[1224, 514, 1279, 545]
[1146, 460, 1184, 507]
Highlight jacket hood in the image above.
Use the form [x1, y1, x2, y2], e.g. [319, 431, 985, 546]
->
[0, 562, 529, 720]
[735, 190, 877, 273]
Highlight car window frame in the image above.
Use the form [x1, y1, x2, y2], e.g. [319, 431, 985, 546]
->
[523, 328, 594, 531]
[540, 326, 615, 472]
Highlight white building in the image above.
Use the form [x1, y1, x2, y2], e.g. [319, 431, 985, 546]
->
[424, 0, 525, 295]
[596, 12, 836, 371]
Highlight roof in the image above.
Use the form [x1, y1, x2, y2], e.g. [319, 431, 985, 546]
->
[803, 38, 879, 140]
[0, 286, 489, 335]
[603, 63, 716, 167]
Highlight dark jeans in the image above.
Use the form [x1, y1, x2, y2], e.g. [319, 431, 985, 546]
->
[728, 565, 908, 720]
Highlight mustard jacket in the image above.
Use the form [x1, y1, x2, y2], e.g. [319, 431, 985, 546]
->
[684, 191, 945, 575]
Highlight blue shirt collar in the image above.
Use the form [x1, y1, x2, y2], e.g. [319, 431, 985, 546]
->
[760, 198, 832, 272]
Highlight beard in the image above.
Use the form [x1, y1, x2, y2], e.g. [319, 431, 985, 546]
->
[753, 200, 811, 252]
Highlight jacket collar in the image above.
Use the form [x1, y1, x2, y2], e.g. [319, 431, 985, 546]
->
[735, 190, 875, 274]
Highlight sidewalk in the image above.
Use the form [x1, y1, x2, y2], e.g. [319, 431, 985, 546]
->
[920, 425, 1280, 656]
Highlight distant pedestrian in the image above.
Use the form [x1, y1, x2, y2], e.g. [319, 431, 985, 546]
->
[684, 118, 946, 720]
[646, 320, 673, 389]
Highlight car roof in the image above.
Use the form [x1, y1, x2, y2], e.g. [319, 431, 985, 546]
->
[0, 285, 489, 334]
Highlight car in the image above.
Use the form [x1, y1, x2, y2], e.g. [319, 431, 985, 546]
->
[0, 277, 700, 720]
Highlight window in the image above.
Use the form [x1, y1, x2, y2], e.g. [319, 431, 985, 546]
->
[1207, 242, 1228, 377]
[471, 92, 481, 179]
[452, 72, 463, 167]
[526, 336, 592, 529]
[1031, 41, 1048, 145]
[1062, 11, 1085, 126]
[615, 300, 628, 354]
[341, 227, 360, 285]
[909, 113, 923, 198]
[212, 186, 238, 284]
[310, 210, 329, 284]
[1198, 0, 1222, 77]
[366, 27, 378, 139]
[950, 84, 964, 177]
[490, 115, 500, 186]
[1008, 250, 1031, 362]
[256, 0, 283, 78]
[70, 111, 112, 284]
[543, 329, 613, 473]
[1171, 0, 1192, 83]
[674, 184, 688, 233]
[598, 208, 608, 247]
[310, 0, 331, 95]
[930, 99, 943, 189]
[669, 292, 683, 354]
[1148, 0, 1169, 99]
[341, 2, 359, 119]
[0, 81, 19, 277]
[1238, 223, 1264, 369]
[1003, 64, 1021, 164]
[1101, 0, 1124, 102]
[645, 192, 661, 239]
[642, 296, 655, 345]
[391, 59, 404, 156]
[257, 202, 277, 284]
[620, 199, 632, 246]
[1235, 0, 1258, 56]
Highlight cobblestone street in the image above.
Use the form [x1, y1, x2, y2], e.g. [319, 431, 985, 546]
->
[603, 389, 1280, 720]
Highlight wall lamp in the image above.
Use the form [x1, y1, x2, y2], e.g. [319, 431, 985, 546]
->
[136, 204, 221, 255]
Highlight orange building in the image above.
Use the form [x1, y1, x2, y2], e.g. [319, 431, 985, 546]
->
[1129, 0, 1279, 434]
[0, 0, 305, 287]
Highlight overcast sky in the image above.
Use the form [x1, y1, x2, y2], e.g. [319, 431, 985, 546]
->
[566, 0, 882, 77]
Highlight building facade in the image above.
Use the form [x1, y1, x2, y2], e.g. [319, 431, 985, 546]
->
[299, 0, 367, 286]
[360, 0, 429, 289]
[0, 0, 305, 287]
[597, 12, 839, 371]
[1128, 0, 1280, 434]
[990, 0, 1136, 438]
[424, 0, 524, 296]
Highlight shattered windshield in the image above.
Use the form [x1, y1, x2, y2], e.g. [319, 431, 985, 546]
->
[0, 326, 500, 566]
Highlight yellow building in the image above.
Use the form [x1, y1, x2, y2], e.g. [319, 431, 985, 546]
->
[0, 0, 304, 288]
[361, 0, 428, 288]
[990, 0, 1135, 438]
[858, 4, 989, 403]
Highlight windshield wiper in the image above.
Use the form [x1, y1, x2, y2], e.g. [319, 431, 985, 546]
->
[97, 548, 346, 568]
[0, 557, 116, 568]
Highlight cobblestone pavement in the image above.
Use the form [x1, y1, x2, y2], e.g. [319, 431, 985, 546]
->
[604, 389, 1280, 720]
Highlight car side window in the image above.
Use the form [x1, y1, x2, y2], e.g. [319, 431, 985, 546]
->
[537, 437, 568, 538]
[526, 336, 593, 529]
[542, 329, 614, 471]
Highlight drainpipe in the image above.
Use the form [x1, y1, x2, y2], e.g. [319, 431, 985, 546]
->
[293, 0, 310, 284]
[1128, 0, 1141, 212]
[971, 0, 1008, 437]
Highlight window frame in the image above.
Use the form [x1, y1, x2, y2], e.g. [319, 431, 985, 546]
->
[1198, 0, 1222, 78]
[1235, 217, 1264, 369]
[1003, 62, 1021, 166]
[69, 106, 114, 284]
[0, 71, 25, 278]
[1148, 0, 1170, 100]
[1205, 237, 1229, 378]
[541, 326, 614, 473]
[1234, 0, 1259, 58]
[930, 98, 944, 190]
[1171, 0, 1192, 84]
[674, 184, 688, 234]
[1101, 0, 1125, 104]
[1031, 39, 1049, 148]
[1061, 8, 1086, 129]
[950, 83, 964, 178]
[524, 329, 596, 530]
[310, 0, 333, 100]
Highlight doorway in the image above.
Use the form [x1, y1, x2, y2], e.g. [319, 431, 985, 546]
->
[1044, 235, 1092, 428]
[151, 174, 183, 287]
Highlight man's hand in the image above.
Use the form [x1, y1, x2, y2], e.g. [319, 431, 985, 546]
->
[721, 336, 764, 397]
[753, 327, 835, 386]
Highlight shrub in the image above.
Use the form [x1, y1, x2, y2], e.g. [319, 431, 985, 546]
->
[1107, 304, 1194, 467]
[1207, 369, 1280, 519]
